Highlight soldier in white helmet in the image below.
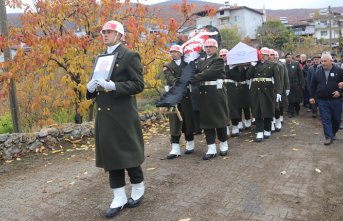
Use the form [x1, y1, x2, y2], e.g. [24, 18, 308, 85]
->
[163, 44, 196, 159]
[246, 47, 281, 142]
[190, 38, 229, 160]
[86, 20, 145, 218]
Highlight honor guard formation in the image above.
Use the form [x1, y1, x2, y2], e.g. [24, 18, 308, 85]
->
[162, 34, 343, 160]
[86, 20, 343, 219]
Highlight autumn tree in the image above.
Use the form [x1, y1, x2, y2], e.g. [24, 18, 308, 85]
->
[2, 0, 205, 131]
[256, 20, 296, 52]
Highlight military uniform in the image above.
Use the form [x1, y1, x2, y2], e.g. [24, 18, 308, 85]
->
[87, 44, 145, 171]
[163, 59, 195, 157]
[247, 60, 281, 140]
[224, 65, 251, 135]
[285, 61, 304, 117]
[273, 61, 290, 129]
[191, 53, 229, 159]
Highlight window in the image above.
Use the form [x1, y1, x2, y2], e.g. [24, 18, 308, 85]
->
[220, 11, 224, 15]
[321, 31, 328, 36]
[234, 16, 239, 22]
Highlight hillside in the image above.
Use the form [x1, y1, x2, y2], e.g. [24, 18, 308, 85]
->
[6, 1, 343, 28]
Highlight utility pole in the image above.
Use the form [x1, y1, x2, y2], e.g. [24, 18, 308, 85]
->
[0, 0, 21, 132]
[328, 5, 332, 48]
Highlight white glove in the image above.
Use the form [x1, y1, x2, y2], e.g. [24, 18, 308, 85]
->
[276, 94, 282, 102]
[286, 89, 290, 96]
[87, 79, 98, 93]
[97, 78, 116, 91]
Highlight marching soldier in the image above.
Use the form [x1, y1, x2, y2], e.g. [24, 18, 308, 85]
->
[219, 48, 231, 136]
[269, 49, 290, 131]
[274, 50, 290, 126]
[285, 53, 304, 118]
[224, 58, 251, 136]
[247, 47, 281, 142]
[164, 45, 195, 159]
[190, 38, 229, 160]
[86, 20, 145, 218]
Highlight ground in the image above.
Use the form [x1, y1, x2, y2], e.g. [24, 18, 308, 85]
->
[1, 109, 343, 221]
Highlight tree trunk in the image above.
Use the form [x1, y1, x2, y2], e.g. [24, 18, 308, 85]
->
[0, 0, 21, 132]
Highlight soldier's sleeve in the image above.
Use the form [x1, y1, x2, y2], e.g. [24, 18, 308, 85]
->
[283, 63, 290, 91]
[114, 51, 144, 96]
[273, 63, 282, 94]
[163, 63, 178, 86]
[246, 65, 254, 80]
[192, 58, 224, 81]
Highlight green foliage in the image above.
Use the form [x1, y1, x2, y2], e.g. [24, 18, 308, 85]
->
[256, 20, 296, 51]
[0, 113, 13, 134]
[220, 27, 241, 50]
[52, 108, 75, 125]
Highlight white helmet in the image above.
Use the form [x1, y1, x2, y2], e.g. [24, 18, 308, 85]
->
[204, 38, 218, 48]
[102, 20, 124, 36]
[170, 45, 183, 54]
[260, 47, 270, 55]
[219, 48, 229, 56]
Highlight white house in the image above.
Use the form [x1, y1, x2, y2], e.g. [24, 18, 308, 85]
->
[312, 13, 343, 43]
[194, 4, 264, 39]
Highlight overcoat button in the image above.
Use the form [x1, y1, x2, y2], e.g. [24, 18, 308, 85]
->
[98, 107, 101, 111]
[107, 108, 110, 111]
[97, 92, 100, 95]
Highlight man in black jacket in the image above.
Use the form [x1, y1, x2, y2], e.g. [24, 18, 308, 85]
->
[309, 52, 343, 145]
[307, 55, 321, 118]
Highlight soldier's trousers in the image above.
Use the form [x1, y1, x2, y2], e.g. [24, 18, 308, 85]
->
[232, 107, 251, 125]
[204, 127, 227, 144]
[255, 118, 272, 132]
[275, 108, 281, 119]
[171, 133, 194, 143]
[109, 166, 144, 188]
[288, 102, 300, 115]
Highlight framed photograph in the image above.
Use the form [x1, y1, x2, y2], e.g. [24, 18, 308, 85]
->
[89, 52, 118, 82]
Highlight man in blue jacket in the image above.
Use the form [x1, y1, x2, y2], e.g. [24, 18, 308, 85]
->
[309, 52, 343, 145]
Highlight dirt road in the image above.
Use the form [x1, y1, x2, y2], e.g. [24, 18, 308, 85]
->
[1, 110, 343, 221]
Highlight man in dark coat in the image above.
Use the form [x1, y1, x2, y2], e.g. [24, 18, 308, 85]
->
[285, 53, 304, 118]
[190, 38, 229, 160]
[307, 55, 321, 118]
[163, 44, 195, 159]
[247, 47, 281, 142]
[86, 20, 145, 218]
[309, 52, 343, 145]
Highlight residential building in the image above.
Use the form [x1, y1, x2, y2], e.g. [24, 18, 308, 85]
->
[312, 12, 343, 44]
[289, 20, 315, 37]
[194, 3, 264, 39]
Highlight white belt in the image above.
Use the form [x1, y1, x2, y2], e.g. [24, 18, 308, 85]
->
[224, 79, 247, 86]
[201, 81, 217, 86]
[252, 78, 273, 82]
[223, 79, 236, 84]
[200, 79, 224, 89]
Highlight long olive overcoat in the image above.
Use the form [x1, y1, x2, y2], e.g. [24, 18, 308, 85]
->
[277, 61, 290, 108]
[225, 65, 250, 119]
[247, 61, 281, 118]
[192, 54, 229, 129]
[87, 44, 144, 171]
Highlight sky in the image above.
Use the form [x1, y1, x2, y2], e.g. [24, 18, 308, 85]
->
[5, 0, 343, 13]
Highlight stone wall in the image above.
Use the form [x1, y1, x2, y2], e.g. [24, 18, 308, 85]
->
[0, 112, 163, 161]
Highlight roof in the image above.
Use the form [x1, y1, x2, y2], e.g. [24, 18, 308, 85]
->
[218, 6, 263, 15]
[195, 6, 263, 17]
